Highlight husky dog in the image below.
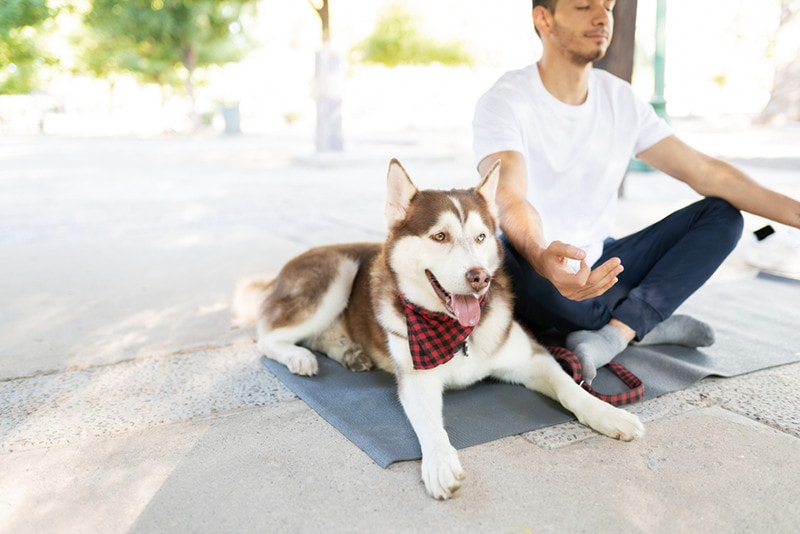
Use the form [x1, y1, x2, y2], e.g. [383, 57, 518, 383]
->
[236, 159, 644, 500]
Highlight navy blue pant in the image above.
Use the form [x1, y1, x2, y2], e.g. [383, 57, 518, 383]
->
[503, 198, 744, 340]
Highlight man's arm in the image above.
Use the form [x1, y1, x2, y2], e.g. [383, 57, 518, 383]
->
[478, 150, 623, 301]
[639, 135, 800, 228]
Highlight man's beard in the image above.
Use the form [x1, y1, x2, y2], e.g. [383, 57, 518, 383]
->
[569, 48, 607, 66]
[552, 20, 610, 66]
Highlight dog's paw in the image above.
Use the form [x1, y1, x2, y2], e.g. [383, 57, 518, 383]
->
[343, 347, 374, 372]
[258, 340, 319, 376]
[592, 405, 645, 442]
[420, 445, 465, 500]
[286, 352, 319, 376]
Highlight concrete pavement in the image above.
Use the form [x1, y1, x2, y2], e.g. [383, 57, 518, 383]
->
[1, 122, 800, 532]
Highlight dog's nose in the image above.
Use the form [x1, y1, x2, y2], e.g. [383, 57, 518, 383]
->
[465, 268, 491, 291]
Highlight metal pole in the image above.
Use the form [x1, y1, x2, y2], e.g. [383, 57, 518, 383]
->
[628, 0, 667, 176]
[650, 0, 667, 119]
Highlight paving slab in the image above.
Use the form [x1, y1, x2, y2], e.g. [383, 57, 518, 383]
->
[0, 236, 300, 378]
[130, 404, 800, 533]
[3, 398, 798, 533]
[0, 344, 292, 454]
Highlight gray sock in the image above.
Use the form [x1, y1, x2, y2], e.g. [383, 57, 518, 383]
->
[637, 314, 715, 347]
[566, 324, 629, 384]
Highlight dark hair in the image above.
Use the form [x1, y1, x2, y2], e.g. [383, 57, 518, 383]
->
[532, 0, 557, 11]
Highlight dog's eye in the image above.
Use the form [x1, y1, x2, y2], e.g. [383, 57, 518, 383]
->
[476, 233, 486, 243]
[431, 232, 447, 242]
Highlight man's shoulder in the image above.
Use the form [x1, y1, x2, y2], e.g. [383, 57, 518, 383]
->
[485, 64, 537, 95]
[590, 68, 636, 94]
[591, 67, 626, 82]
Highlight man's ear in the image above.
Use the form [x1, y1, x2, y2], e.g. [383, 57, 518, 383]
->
[385, 158, 418, 226]
[476, 159, 500, 221]
[532, 5, 552, 38]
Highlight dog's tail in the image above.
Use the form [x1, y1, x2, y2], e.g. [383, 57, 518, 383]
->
[232, 274, 276, 326]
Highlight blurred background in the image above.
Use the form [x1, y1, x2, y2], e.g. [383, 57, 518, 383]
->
[1, 0, 798, 143]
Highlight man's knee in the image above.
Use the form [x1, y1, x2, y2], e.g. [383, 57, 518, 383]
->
[702, 197, 744, 248]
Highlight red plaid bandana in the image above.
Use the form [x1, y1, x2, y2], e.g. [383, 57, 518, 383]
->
[399, 293, 487, 370]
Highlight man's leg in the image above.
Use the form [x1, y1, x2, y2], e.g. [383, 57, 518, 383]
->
[601, 197, 743, 337]
[567, 198, 744, 380]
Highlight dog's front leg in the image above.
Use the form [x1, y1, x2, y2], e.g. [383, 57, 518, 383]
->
[492, 327, 644, 441]
[529, 350, 644, 441]
[397, 372, 464, 500]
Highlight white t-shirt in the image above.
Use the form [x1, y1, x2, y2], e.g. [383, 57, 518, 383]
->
[473, 64, 672, 266]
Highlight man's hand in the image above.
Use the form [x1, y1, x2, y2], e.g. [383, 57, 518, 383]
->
[535, 241, 623, 301]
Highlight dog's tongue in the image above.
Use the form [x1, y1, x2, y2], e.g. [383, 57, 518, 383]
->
[450, 294, 481, 327]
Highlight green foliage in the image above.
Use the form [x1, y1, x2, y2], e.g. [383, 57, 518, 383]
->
[81, 0, 257, 91]
[0, 0, 49, 34]
[0, 0, 51, 94]
[352, 3, 472, 68]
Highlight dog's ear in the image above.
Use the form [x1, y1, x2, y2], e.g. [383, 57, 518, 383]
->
[477, 159, 501, 220]
[385, 158, 418, 226]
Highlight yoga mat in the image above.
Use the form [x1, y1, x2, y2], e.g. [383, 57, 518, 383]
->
[261, 273, 800, 468]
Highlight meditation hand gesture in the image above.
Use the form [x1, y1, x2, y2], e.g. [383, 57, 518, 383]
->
[536, 241, 623, 301]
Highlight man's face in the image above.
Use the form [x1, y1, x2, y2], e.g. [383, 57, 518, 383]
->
[548, 0, 615, 65]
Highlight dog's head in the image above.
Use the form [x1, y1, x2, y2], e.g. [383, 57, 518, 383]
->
[384, 158, 503, 327]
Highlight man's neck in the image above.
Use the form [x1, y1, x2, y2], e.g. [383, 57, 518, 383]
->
[536, 55, 593, 106]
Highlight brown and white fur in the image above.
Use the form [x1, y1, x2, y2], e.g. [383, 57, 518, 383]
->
[235, 159, 644, 500]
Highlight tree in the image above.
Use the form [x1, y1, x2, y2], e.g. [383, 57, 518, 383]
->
[82, 0, 258, 123]
[758, 0, 800, 124]
[351, 3, 472, 68]
[308, 0, 343, 152]
[0, 0, 52, 94]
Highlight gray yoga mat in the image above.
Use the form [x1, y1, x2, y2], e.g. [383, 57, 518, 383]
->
[261, 273, 800, 468]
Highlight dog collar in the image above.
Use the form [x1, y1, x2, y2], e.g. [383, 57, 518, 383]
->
[399, 293, 487, 370]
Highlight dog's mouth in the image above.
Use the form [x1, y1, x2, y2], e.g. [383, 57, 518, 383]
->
[425, 270, 483, 327]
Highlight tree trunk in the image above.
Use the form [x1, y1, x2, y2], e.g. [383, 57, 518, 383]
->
[314, 0, 330, 44]
[757, 0, 800, 124]
[183, 46, 199, 130]
[314, 46, 344, 152]
[309, 0, 343, 152]
[595, 0, 640, 189]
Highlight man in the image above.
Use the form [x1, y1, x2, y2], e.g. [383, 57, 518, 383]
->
[473, 0, 800, 382]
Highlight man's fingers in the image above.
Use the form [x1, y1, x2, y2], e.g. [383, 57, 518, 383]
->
[589, 257, 623, 284]
[583, 258, 623, 294]
[572, 259, 591, 281]
[558, 258, 624, 301]
[549, 240, 587, 261]
[594, 257, 624, 275]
